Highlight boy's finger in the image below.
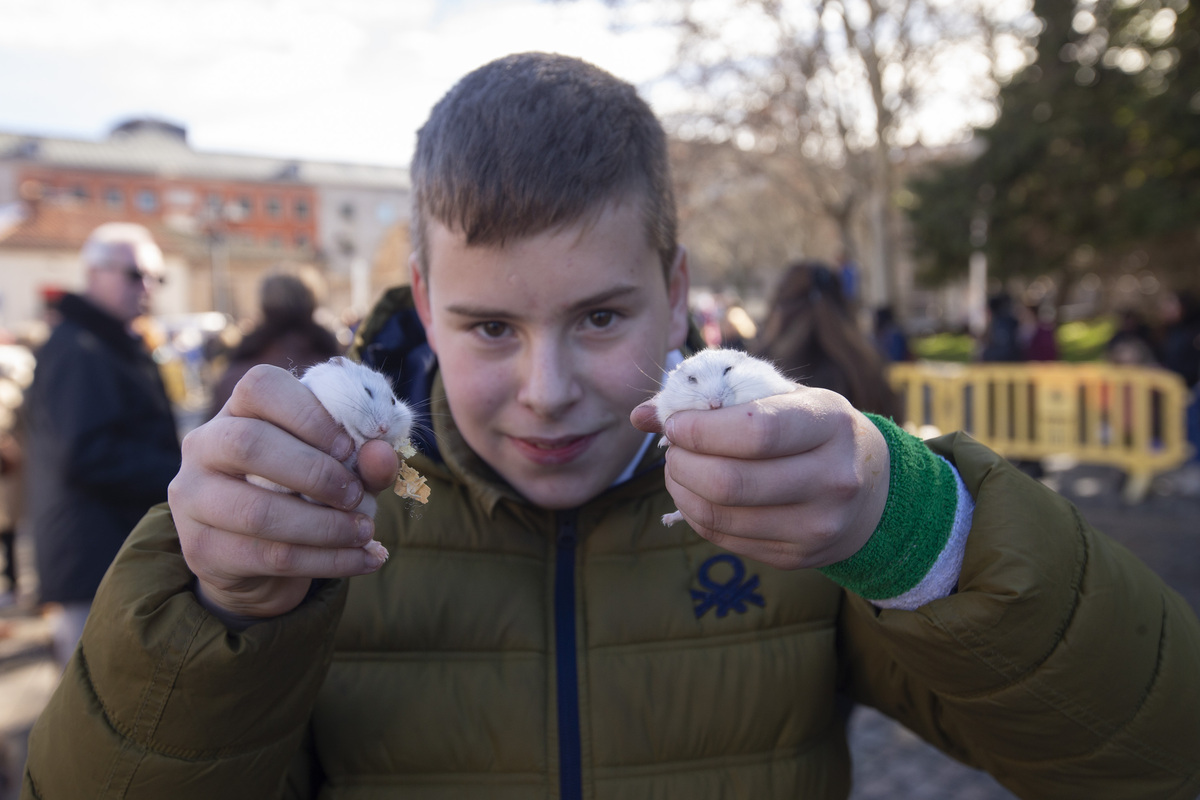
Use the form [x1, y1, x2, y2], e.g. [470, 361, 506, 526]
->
[662, 388, 852, 459]
[194, 527, 385, 581]
[195, 416, 363, 510]
[224, 364, 354, 461]
[664, 446, 832, 509]
[629, 401, 662, 433]
[184, 475, 374, 549]
[358, 439, 401, 494]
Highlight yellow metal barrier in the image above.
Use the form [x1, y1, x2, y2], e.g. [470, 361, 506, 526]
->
[887, 361, 1194, 502]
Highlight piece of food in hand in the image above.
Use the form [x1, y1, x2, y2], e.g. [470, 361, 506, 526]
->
[394, 461, 431, 504]
[393, 438, 430, 504]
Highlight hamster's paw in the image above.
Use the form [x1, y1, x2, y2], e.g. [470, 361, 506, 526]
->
[362, 539, 389, 564]
[661, 510, 684, 527]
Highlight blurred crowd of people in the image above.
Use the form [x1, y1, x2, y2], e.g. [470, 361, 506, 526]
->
[0, 224, 351, 668]
[3, 220, 1198, 654]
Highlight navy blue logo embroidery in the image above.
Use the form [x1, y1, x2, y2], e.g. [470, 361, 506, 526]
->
[691, 554, 765, 619]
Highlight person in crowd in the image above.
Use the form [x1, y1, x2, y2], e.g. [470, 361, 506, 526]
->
[22, 222, 181, 666]
[754, 259, 902, 418]
[717, 300, 757, 351]
[1160, 289, 1200, 460]
[1106, 307, 1160, 366]
[0, 430, 21, 605]
[872, 305, 911, 363]
[1021, 302, 1059, 361]
[978, 292, 1023, 362]
[23, 54, 1200, 799]
[207, 272, 343, 418]
[1161, 290, 1200, 388]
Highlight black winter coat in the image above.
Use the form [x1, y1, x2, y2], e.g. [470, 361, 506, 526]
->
[24, 294, 181, 603]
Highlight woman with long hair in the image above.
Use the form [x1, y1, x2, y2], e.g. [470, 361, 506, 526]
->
[753, 259, 901, 418]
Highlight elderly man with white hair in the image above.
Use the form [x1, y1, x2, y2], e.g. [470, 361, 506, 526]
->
[24, 222, 182, 667]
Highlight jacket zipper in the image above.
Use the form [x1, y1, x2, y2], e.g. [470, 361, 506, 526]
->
[554, 511, 582, 800]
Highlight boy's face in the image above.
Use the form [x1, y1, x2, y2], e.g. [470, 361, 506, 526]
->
[412, 200, 690, 509]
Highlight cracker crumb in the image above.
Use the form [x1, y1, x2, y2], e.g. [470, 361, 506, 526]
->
[394, 461, 431, 504]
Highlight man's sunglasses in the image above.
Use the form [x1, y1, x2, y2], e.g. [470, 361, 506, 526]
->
[119, 266, 166, 286]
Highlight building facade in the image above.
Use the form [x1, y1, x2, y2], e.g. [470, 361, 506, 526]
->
[0, 118, 410, 328]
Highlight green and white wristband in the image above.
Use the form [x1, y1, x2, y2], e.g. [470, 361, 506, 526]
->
[817, 414, 975, 610]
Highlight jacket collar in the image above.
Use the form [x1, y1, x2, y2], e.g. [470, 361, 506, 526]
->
[56, 293, 145, 360]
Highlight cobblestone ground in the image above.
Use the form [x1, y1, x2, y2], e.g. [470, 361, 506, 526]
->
[845, 460, 1200, 800]
[2, 463, 1198, 800]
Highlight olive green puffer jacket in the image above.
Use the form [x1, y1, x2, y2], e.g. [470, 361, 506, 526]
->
[22, 297, 1200, 799]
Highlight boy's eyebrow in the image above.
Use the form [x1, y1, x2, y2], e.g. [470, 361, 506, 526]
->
[444, 285, 642, 318]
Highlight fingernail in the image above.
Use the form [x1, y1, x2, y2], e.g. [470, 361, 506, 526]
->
[363, 540, 389, 568]
[665, 418, 676, 441]
[332, 433, 354, 461]
[356, 516, 374, 545]
[343, 481, 363, 508]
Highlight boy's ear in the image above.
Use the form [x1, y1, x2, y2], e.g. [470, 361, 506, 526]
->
[666, 246, 691, 351]
[410, 254, 437, 354]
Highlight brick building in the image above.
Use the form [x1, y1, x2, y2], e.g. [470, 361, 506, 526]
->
[0, 118, 410, 328]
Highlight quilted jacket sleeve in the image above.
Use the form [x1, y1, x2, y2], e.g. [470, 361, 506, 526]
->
[839, 432, 1200, 800]
[22, 504, 347, 799]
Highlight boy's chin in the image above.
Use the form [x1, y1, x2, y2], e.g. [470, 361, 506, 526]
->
[509, 467, 622, 510]
[516, 479, 608, 510]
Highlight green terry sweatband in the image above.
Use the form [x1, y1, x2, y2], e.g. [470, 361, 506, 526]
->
[817, 414, 957, 601]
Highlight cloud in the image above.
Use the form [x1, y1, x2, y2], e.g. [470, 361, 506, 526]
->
[0, 0, 677, 165]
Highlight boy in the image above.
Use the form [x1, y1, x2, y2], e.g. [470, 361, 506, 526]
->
[24, 53, 1200, 799]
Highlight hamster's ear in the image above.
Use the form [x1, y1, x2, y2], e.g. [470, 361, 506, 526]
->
[410, 253, 438, 355]
[666, 246, 691, 352]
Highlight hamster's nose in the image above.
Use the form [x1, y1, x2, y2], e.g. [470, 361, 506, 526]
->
[708, 398, 724, 410]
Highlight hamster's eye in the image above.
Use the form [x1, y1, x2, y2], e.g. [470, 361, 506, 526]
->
[391, 397, 397, 405]
[365, 386, 375, 399]
[687, 375, 697, 384]
[723, 366, 732, 375]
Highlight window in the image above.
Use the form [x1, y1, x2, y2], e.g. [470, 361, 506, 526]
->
[71, 185, 90, 201]
[295, 233, 309, 249]
[166, 188, 195, 208]
[265, 196, 282, 218]
[339, 201, 355, 221]
[268, 234, 283, 249]
[293, 198, 309, 220]
[206, 193, 223, 215]
[238, 196, 254, 218]
[104, 188, 124, 208]
[136, 189, 158, 213]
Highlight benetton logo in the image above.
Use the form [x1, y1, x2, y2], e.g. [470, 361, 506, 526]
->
[691, 554, 765, 619]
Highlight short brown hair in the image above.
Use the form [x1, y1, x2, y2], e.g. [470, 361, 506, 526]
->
[411, 52, 677, 278]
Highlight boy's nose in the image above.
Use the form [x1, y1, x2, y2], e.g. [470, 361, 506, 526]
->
[517, 340, 581, 419]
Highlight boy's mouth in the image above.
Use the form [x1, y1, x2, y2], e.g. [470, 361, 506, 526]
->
[510, 433, 597, 466]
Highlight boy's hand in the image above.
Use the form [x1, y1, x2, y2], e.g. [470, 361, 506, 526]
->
[631, 387, 889, 570]
[169, 365, 399, 620]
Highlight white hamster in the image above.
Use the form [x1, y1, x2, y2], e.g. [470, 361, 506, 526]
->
[248, 357, 414, 525]
[651, 348, 796, 527]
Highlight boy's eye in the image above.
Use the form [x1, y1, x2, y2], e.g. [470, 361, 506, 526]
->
[587, 310, 615, 328]
[476, 321, 509, 339]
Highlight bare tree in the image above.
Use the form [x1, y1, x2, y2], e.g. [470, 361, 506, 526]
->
[588, 0, 1034, 310]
